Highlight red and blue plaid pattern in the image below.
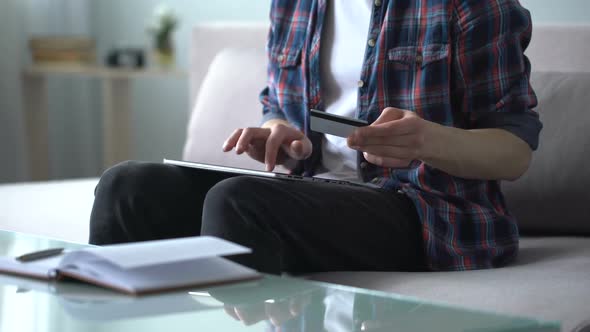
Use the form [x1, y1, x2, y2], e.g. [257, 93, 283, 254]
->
[260, 0, 538, 271]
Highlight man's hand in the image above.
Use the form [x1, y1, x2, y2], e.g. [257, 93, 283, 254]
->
[223, 120, 312, 171]
[223, 293, 312, 327]
[347, 107, 533, 181]
[347, 107, 432, 168]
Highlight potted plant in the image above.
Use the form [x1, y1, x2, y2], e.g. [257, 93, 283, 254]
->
[147, 4, 179, 68]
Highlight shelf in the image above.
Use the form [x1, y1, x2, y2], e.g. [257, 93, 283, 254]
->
[23, 64, 188, 79]
[21, 63, 188, 180]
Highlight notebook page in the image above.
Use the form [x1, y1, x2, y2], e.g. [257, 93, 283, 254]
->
[59, 256, 261, 294]
[0, 255, 63, 280]
[59, 236, 251, 270]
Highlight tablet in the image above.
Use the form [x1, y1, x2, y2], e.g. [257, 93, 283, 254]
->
[163, 159, 375, 189]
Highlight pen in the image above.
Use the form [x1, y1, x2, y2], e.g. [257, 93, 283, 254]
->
[16, 248, 65, 262]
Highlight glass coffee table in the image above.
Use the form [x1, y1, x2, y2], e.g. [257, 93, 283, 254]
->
[0, 230, 560, 332]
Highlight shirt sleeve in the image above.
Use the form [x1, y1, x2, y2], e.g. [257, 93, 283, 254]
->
[260, 86, 287, 125]
[452, 0, 541, 149]
[472, 111, 543, 150]
[260, 22, 288, 126]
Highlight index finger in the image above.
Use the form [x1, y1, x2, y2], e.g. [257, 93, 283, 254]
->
[353, 118, 414, 138]
[234, 304, 268, 326]
[361, 320, 397, 332]
[266, 300, 296, 327]
[264, 129, 286, 171]
[236, 128, 271, 154]
[223, 129, 244, 152]
[223, 305, 240, 321]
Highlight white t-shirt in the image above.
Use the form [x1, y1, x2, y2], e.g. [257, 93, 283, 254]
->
[319, 0, 373, 182]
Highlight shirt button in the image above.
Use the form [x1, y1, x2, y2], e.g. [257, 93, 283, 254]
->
[358, 80, 365, 88]
[416, 54, 423, 65]
[360, 162, 368, 169]
[277, 54, 285, 62]
[374, 0, 382, 6]
[367, 39, 376, 47]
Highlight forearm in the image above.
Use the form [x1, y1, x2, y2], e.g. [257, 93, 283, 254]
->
[422, 123, 532, 181]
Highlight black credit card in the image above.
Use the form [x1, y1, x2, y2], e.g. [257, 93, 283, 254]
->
[309, 109, 368, 137]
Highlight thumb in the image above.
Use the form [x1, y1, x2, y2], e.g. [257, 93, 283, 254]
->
[286, 139, 312, 160]
[373, 107, 405, 125]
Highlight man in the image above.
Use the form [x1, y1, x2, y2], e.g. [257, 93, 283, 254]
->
[90, 0, 541, 273]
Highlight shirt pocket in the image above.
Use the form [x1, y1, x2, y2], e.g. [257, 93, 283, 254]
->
[387, 44, 449, 69]
[270, 44, 302, 68]
[269, 44, 305, 105]
[386, 44, 451, 113]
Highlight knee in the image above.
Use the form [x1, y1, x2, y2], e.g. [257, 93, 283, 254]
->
[204, 176, 244, 202]
[203, 176, 262, 211]
[90, 161, 164, 244]
[94, 161, 153, 201]
[202, 176, 270, 229]
[202, 177, 283, 273]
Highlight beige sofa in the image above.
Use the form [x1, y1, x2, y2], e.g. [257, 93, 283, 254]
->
[184, 23, 590, 332]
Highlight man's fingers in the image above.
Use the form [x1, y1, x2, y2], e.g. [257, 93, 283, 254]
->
[348, 134, 418, 148]
[265, 125, 310, 171]
[266, 301, 296, 327]
[360, 146, 416, 160]
[226, 124, 311, 168]
[285, 139, 312, 160]
[236, 128, 270, 154]
[351, 118, 415, 143]
[373, 107, 406, 125]
[265, 130, 286, 171]
[364, 152, 413, 168]
[289, 141, 303, 158]
[245, 141, 267, 164]
[223, 129, 244, 152]
[289, 294, 312, 316]
[361, 320, 398, 332]
[233, 304, 267, 326]
[236, 128, 256, 155]
[223, 305, 241, 321]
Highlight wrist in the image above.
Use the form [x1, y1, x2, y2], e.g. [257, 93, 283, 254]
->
[419, 120, 446, 163]
[262, 119, 294, 130]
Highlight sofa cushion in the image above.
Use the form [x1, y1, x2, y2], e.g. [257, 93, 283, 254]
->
[310, 236, 590, 332]
[503, 72, 590, 235]
[183, 47, 270, 171]
[0, 179, 97, 243]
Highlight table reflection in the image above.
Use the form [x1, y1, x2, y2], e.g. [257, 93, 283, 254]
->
[207, 278, 551, 332]
[0, 275, 554, 332]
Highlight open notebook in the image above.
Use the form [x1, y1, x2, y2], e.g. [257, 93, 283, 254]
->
[0, 237, 261, 295]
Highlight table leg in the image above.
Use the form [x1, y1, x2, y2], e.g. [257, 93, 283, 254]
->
[102, 78, 132, 171]
[21, 73, 50, 181]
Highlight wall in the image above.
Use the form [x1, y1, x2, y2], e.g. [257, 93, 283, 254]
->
[0, 0, 100, 183]
[0, 0, 27, 183]
[521, 0, 590, 24]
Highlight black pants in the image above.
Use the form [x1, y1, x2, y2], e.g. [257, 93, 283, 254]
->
[89, 161, 426, 274]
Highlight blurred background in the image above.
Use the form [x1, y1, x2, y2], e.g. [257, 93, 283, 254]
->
[0, 0, 588, 184]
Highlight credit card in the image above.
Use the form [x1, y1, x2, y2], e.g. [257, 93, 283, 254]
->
[309, 109, 368, 138]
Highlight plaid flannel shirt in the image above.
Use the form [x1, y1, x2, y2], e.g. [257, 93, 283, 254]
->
[260, 0, 541, 271]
